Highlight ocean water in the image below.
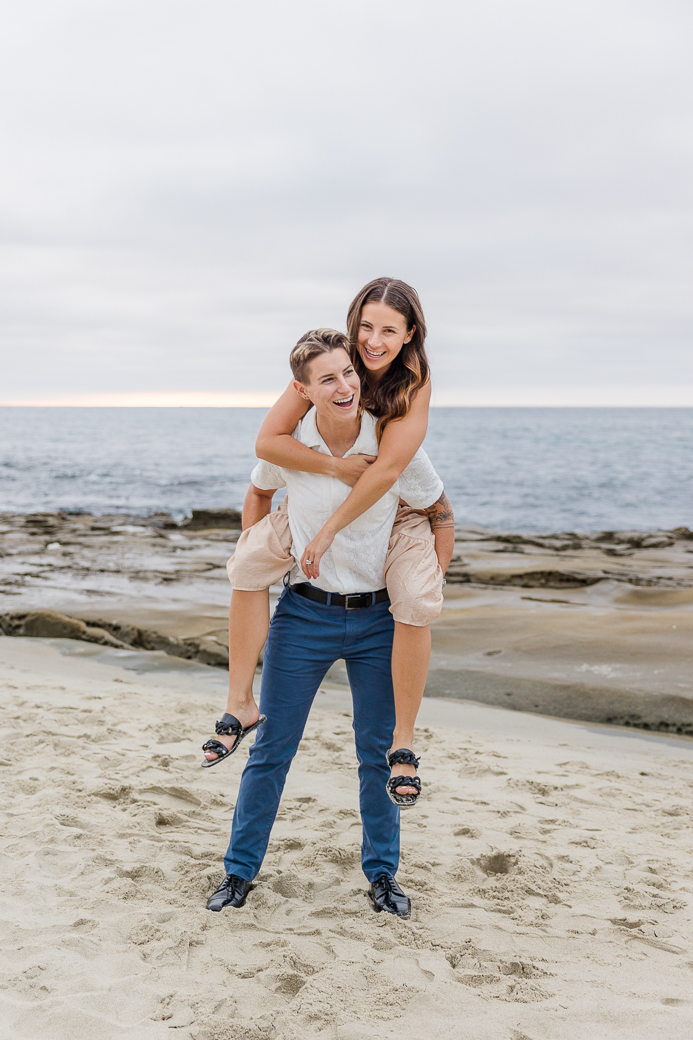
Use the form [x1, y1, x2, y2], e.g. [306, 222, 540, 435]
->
[0, 407, 691, 533]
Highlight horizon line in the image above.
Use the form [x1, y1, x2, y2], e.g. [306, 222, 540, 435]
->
[1, 389, 692, 408]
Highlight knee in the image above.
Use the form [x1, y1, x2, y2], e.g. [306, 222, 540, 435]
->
[227, 518, 293, 590]
[248, 727, 300, 765]
[391, 597, 442, 625]
[386, 556, 443, 627]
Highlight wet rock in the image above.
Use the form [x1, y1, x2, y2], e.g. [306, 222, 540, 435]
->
[194, 637, 230, 668]
[639, 534, 676, 549]
[143, 513, 179, 529]
[492, 533, 583, 552]
[1, 610, 131, 649]
[22, 513, 66, 527]
[74, 617, 230, 669]
[136, 628, 193, 656]
[446, 569, 604, 588]
[0, 610, 233, 670]
[596, 530, 676, 549]
[20, 513, 66, 536]
[182, 509, 242, 530]
[89, 619, 198, 662]
[21, 611, 89, 639]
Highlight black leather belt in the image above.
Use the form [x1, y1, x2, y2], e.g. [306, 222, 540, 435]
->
[290, 583, 388, 609]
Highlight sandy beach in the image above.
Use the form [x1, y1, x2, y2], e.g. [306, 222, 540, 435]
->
[3, 0, 693, 1028]
[2, 511, 693, 1038]
[3, 634, 693, 1039]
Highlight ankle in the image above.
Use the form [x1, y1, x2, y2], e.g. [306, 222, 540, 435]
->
[225, 692, 256, 712]
[391, 733, 415, 752]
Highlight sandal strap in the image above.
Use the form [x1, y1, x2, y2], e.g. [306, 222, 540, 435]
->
[388, 748, 420, 769]
[202, 739, 232, 756]
[215, 713, 242, 736]
[387, 775, 422, 794]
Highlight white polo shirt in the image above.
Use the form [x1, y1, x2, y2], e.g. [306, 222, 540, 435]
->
[251, 408, 443, 595]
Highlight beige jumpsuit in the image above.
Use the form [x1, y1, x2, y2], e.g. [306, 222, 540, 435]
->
[227, 502, 443, 627]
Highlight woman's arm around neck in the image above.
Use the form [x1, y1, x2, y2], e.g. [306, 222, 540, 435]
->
[255, 382, 375, 486]
[298, 381, 432, 580]
[325, 379, 431, 530]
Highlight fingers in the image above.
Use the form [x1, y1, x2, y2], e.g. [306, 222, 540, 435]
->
[309, 550, 321, 579]
[301, 530, 334, 580]
[300, 547, 321, 580]
[335, 455, 376, 486]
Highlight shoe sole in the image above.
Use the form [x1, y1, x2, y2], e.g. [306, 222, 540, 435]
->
[386, 790, 420, 809]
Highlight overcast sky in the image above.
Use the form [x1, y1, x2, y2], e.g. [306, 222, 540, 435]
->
[1, 0, 692, 406]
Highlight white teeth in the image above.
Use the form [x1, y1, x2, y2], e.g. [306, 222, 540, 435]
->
[365, 348, 385, 358]
[335, 395, 354, 404]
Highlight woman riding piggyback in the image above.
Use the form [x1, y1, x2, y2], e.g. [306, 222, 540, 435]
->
[202, 279, 455, 808]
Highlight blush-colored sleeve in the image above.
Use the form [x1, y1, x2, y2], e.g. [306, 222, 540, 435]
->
[397, 448, 444, 509]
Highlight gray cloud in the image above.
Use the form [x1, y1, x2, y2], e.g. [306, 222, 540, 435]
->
[1, 0, 692, 402]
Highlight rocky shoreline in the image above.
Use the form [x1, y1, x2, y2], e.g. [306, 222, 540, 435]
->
[1, 508, 692, 594]
[447, 524, 693, 588]
[0, 607, 231, 668]
[1, 509, 692, 733]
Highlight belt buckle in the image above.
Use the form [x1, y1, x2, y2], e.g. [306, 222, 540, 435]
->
[344, 593, 363, 610]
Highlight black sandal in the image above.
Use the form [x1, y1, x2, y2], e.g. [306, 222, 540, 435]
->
[386, 749, 422, 808]
[201, 712, 267, 768]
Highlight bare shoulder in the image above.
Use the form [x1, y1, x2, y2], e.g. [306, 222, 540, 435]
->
[268, 382, 311, 424]
[413, 379, 432, 405]
[257, 382, 310, 446]
[399, 379, 431, 424]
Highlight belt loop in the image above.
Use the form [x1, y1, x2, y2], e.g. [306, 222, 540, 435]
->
[371, 591, 376, 606]
[326, 592, 332, 607]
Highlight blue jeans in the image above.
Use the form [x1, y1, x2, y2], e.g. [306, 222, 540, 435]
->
[224, 585, 400, 882]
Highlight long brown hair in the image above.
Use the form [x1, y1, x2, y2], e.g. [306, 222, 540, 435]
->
[346, 277, 429, 440]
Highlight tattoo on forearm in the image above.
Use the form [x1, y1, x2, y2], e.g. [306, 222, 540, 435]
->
[425, 492, 455, 531]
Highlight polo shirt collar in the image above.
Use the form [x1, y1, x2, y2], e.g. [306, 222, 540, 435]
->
[299, 407, 377, 458]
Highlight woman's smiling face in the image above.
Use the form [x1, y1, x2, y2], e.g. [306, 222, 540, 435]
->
[357, 301, 415, 378]
[294, 348, 361, 422]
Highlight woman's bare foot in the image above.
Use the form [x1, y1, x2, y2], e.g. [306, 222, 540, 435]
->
[204, 697, 261, 761]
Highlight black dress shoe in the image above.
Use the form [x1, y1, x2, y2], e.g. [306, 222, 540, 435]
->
[206, 873, 253, 911]
[368, 875, 411, 918]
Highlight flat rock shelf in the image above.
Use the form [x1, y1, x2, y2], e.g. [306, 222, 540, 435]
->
[1, 511, 692, 732]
